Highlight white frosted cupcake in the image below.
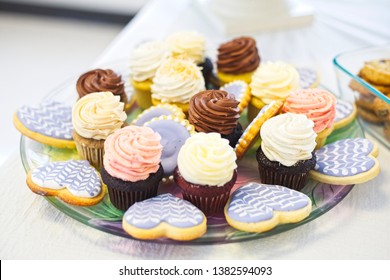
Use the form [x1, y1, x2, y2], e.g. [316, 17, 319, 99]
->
[151, 58, 205, 113]
[173, 132, 237, 216]
[72, 91, 127, 170]
[248, 61, 300, 121]
[129, 40, 169, 109]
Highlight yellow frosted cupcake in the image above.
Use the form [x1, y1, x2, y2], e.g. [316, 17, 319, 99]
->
[72, 91, 127, 170]
[248, 61, 300, 122]
[129, 41, 169, 109]
[151, 58, 205, 113]
[216, 36, 260, 85]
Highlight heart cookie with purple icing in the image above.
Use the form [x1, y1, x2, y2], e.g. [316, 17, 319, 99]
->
[26, 160, 106, 206]
[225, 182, 312, 233]
[334, 99, 357, 129]
[14, 100, 75, 149]
[310, 138, 380, 185]
[122, 193, 207, 241]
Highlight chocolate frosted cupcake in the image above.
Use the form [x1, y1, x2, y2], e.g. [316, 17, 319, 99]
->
[101, 126, 164, 211]
[76, 68, 128, 104]
[188, 90, 243, 147]
[217, 36, 260, 84]
[174, 132, 237, 216]
[167, 31, 214, 87]
[256, 113, 317, 191]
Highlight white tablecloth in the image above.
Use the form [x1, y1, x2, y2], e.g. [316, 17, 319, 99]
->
[1, 0, 390, 259]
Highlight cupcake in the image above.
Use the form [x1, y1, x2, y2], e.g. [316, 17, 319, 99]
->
[248, 61, 300, 121]
[216, 36, 260, 85]
[166, 31, 213, 87]
[188, 89, 242, 148]
[101, 126, 164, 211]
[282, 88, 336, 148]
[256, 113, 317, 191]
[72, 91, 127, 170]
[129, 41, 169, 109]
[76, 68, 128, 104]
[174, 132, 237, 216]
[151, 58, 205, 113]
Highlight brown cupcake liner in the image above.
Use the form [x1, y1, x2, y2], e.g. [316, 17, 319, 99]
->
[174, 167, 237, 216]
[107, 183, 159, 211]
[258, 166, 309, 191]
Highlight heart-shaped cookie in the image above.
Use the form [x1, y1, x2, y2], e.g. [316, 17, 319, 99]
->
[225, 182, 312, 233]
[334, 99, 357, 129]
[14, 100, 75, 148]
[310, 138, 380, 185]
[26, 160, 105, 206]
[122, 193, 207, 241]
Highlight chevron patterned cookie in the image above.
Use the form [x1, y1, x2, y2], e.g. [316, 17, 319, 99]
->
[122, 193, 207, 241]
[14, 100, 75, 148]
[309, 138, 380, 185]
[334, 99, 357, 129]
[235, 100, 283, 160]
[225, 182, 312, 233]
[297, 67, 320, 89]
[26, 160, 106, 206]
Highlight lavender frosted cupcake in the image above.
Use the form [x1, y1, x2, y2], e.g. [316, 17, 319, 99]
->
[256, 113, 317, 191]
[174, 132, 237, 216]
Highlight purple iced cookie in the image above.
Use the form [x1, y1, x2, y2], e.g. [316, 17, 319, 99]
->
[144, 115, 195, 177]
[132, 104, 185, 126]
[297, 67, 319, 89]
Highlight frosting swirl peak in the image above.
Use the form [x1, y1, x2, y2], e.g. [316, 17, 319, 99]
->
[151, 58, 205, 104]
[103, 126, 162, 182]
[167, 31, 206, 64]
[177, 132, 237, 186]
[76, 69, 127, 103]
[282, 88, 336, 133]
[72, 91, 127, 140]
[261, 113, 317, 167]
[217, 36, 260, 74]
[188, 90, 240, 135]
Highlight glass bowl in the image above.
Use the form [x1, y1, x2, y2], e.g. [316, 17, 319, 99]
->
[333, 43, 390, 148]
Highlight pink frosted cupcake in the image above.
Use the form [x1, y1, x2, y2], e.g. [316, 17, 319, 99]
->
[282, 88, 336, 148]
[101, 126, 164, 211]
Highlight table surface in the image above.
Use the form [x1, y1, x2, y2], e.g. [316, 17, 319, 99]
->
[1, 0, 390, 259]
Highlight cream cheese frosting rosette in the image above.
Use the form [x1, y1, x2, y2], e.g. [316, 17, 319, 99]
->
[167, 31, 206, 64]
[151, 58, 205, 113]
[247, 61, 300, 122]
[72, 91, 127, 170]
[174, 132, 238, 216]
[256, 113, 317, 191]
[101, 126, 164, 211]
[282, 88, 337, 148]
[129, 40, 169, 109]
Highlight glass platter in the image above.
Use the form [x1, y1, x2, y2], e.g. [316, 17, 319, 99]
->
[19, 60, 365, 245]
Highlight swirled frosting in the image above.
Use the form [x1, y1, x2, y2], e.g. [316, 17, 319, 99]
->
[250, 61, 300, 104]
[282, 88, 336, 133]
[177, 132, 237, 186]
[72, 91, 127, 140]
[151, 58, 205, 104]
[103, 126, 162, 182]
[217, 36, 260, 74]
[76, 69, 126, 101]
[129, 41, 169, 82]
[188, 90, 240, 135]
[261, 113, 317, 167]
[166, 31, 206, 64]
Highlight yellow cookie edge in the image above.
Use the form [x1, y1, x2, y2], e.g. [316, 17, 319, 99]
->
[235, 100, 283, 160]
[224, 197, 312, 233]
[26, 170, 107, 207]
[13, 112, 76, 149]
[151, 98, 189, 113]
[122, 215, 207, 241]
[333, 102, 357, 130]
